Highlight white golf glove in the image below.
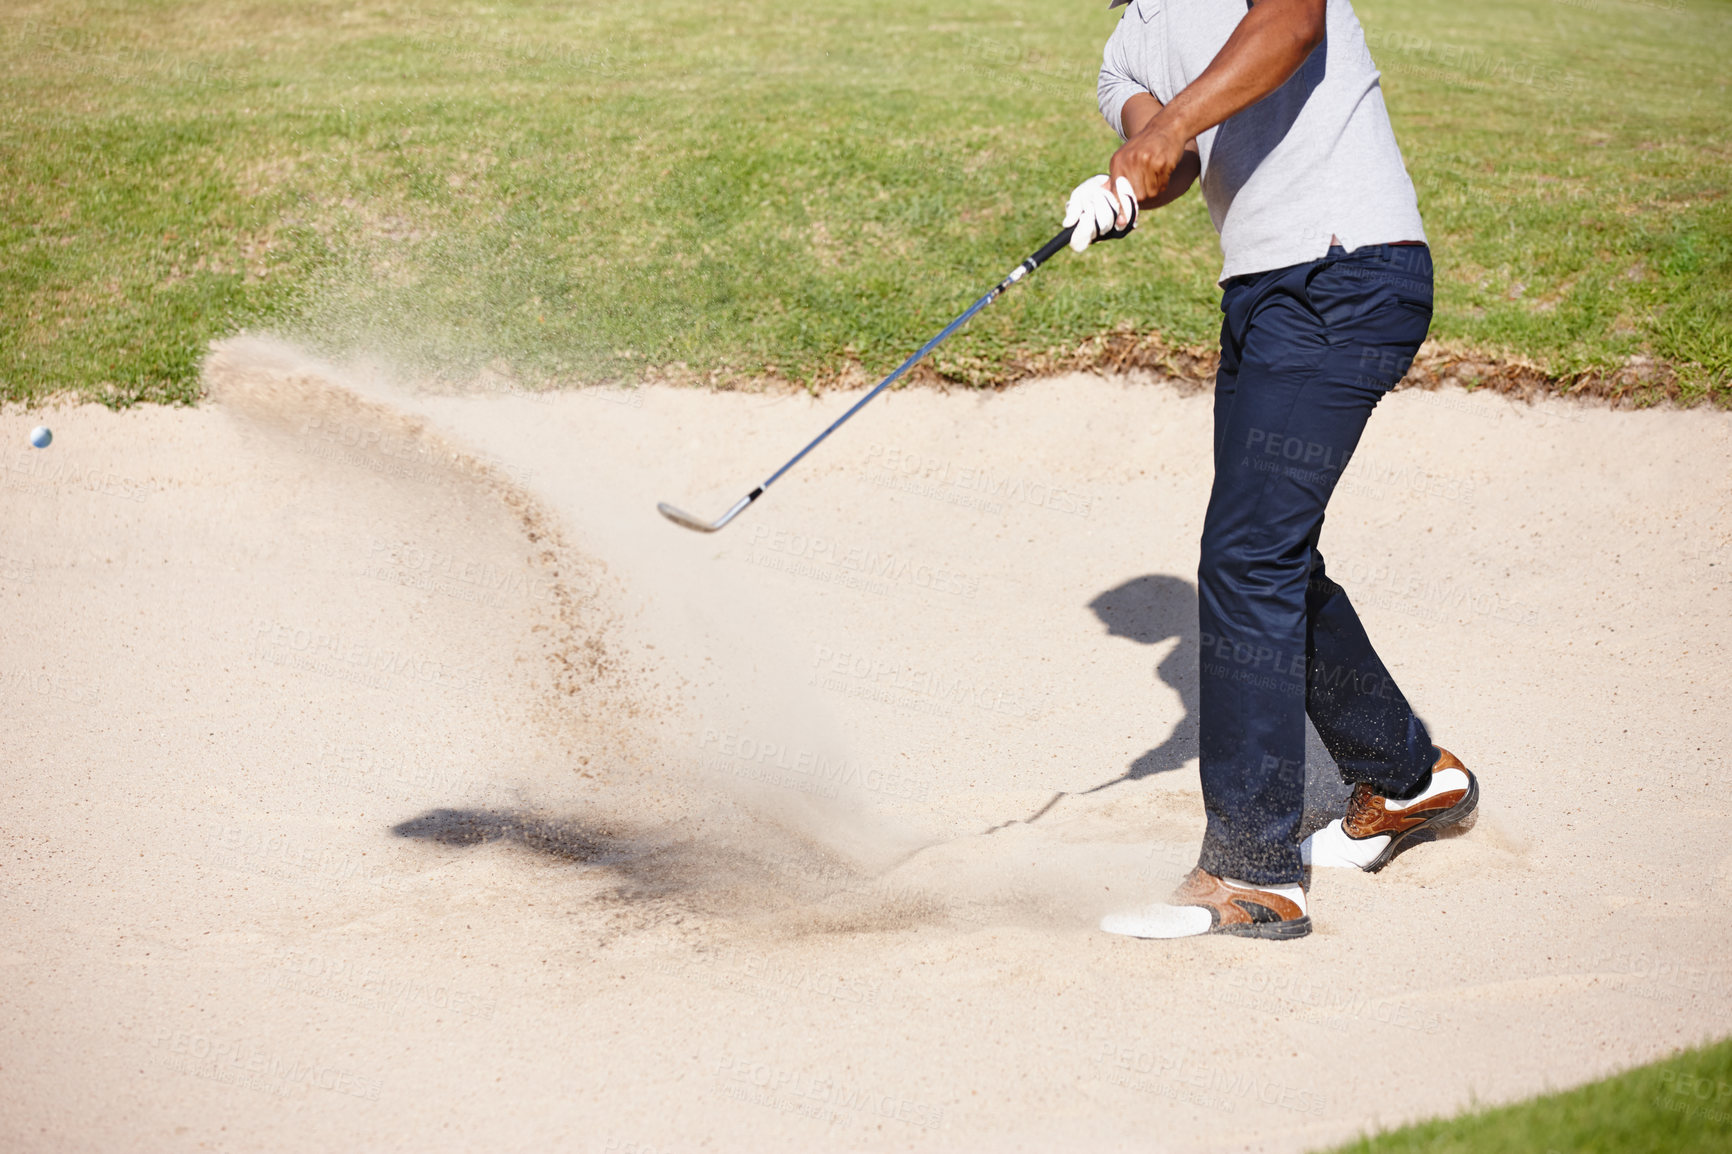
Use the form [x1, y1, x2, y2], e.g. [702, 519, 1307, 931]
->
[1063, 174, 1139, 253]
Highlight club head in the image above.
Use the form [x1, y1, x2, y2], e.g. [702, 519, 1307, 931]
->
[656, 502, 722, 533]
[656, 493, 756, 533]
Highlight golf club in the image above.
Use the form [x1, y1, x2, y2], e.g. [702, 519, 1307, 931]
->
[657, 221, 1103, 532]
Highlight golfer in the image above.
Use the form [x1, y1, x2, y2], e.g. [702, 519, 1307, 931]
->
[1075, 0, 1480, 939]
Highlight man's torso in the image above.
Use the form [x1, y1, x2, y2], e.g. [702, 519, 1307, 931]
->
[1099, 0, 1426, 281]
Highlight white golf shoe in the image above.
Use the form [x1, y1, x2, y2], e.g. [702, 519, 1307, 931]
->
[1100, 868, 1311, 940]
[1302, 748, 1479, 872]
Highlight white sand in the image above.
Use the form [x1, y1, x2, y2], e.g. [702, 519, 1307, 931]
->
[3, 335, 1730, 1152]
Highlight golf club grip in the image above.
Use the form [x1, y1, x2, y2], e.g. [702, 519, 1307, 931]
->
[1030, 226, 1076, 270]
[1024, 217, 1131, 276]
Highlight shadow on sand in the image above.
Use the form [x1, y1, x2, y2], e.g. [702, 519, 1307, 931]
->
[390, 807, 872, 915]
[396, 574, 1376, 900]
[998, 573, 1354, 840]
[1087, 574, 1201, 787]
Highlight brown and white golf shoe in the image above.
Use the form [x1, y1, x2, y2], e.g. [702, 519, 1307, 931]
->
[1099, 868, 1312, 940]
[1301, 747, 1479, 872]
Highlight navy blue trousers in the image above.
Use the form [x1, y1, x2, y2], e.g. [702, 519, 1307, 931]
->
[1196, 243, 1439, 885]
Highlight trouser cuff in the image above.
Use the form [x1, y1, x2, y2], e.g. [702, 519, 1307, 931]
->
[1335, 724, 1436, 799]
[1197, 829, 1303, 888]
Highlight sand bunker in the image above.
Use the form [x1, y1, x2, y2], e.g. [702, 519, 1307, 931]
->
[2, 336, 1730, 1151]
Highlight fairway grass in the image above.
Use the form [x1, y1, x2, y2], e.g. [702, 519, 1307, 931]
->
[1320, 1036, 1732, 1153]
[3, 0, 1728, 407]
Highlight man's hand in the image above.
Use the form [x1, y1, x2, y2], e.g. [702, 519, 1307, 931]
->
[1110, 121, 1192, 209]
[1108, 0, 1326, 205]
[1063, 174, 1140, 253]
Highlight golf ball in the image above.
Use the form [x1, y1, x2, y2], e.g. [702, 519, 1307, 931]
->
[29, 426, 52, 449]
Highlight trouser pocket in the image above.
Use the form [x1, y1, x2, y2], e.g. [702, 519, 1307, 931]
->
[1304, 247, 1434, 391]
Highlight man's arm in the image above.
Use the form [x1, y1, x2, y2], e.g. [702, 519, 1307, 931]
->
[1119, 93, 1201, 210]
[1110, 0, 1326, 211]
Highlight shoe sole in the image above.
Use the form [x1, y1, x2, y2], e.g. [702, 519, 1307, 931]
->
[1215, 915, 1313, 940]
[1362, 772, 1480, 873]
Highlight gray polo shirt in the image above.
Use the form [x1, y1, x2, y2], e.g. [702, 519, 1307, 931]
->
[1098, 0, 1426, 282]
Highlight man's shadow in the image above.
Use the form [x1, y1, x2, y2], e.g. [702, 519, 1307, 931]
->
[1086, 574, 1200, 788]
[991, 574, 1201, 829]
[1066, 573, 1351, 837]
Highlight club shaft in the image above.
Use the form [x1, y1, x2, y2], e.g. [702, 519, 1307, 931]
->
[657, 225, 1078, 532]
[757, 225, 1075, 492]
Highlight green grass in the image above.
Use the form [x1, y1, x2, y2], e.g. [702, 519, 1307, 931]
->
[2, 0, 1728, 407]
[1320, 1036, 1732, 1153]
